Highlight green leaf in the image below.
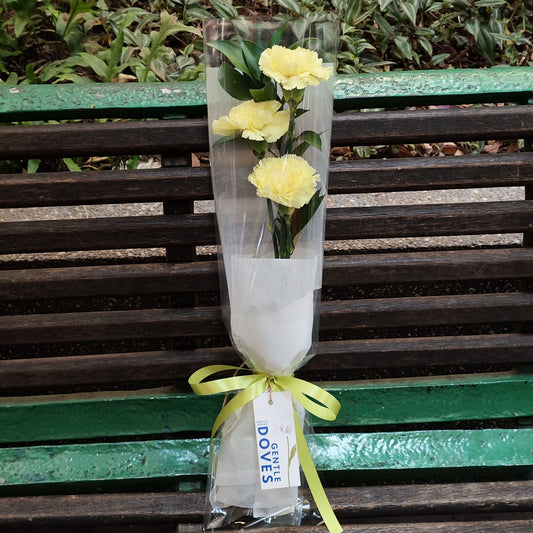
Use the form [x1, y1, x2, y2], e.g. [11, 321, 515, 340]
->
[218, 62, 252, 100]
[293, 142, 310, 156]
[379, 0, 395, 8]
[210, 0, 239, 19]
[374, 13, 394, 37]
[418, 36, 433, 56]
[475, 0, 506, 7]
[275, 0, 302, 15]
[429, 53, 450, 65]
[249, 80, 277, 102]
[76, 52, 109, 80]
[267, 19, 290, 48]
[249, 139, 268, 158]
[477, 25, 497, 64]
[297, 130, 322, 151]
[394, 35, 413, 60]
[343, 0, 363, 24]
[294, 190, 325, 236]
[241, 40, 263, 82]
[62, 158, 82, 172]
[27, 159, 40, 174]
[208, 40, 249, 76]
[213, 135, 237, 147]
[13, 12, 29, 38]
[401, 1, 418, 25]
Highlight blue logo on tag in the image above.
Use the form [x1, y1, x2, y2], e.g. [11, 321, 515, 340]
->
[256, 422, 282, 484]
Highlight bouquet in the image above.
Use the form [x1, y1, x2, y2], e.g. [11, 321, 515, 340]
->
[190, 18, 341, 532]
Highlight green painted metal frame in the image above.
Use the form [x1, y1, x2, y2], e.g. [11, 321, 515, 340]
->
[1, 429, 532, 490]
[1, 372, 533, 444]
[0, 67, 532, 121]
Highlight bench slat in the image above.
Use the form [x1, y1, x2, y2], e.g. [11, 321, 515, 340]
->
[327, 201, 533, 241]
[241, 522, 533, 533]
[1, 249, 531, 300]
[1, 153, 531, 208]
[1, 429, 532, 489]
[1, 293, 531, 345]
[1, 202, 531, 254]
[329, 152, 533, 194]
[1, 480, 532, 525]
[1, 106, 532, 159]
[2, 521, 532, 533]
[0, 261, 219, 300]
[0, 166, 213, 208]
[0, 334, 532, 390]
[332, 105, 533, 146]
[0, 213, 216, 253]
[1, 372, 531, 442]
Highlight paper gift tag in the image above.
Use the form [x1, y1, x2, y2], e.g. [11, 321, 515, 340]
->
[252, 390, 301, 490]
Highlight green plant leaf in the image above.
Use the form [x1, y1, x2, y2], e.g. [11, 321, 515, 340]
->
[208, 40, 249, 76]
[213, 135, 237, 147]
[394, 35, 413, 60]
[249, 139, 268, 158]
[297, 130, 323, 151]
[343, 0, 363, 24]
[27, 159, 40, 173]
[218, 62, 252, 100]
[76, 52, 109, 79]
[210, 0, 239, 19]
[294, 108, 309, 118]
[293, 142, 310, 156]
[241, 40, 263, 82]
[401, 1, 418, 25]
[267, 19, 290, 47]
[294, 190, 325, 236]
[475, 0, 506, 7]
[374, 13, 394, 37]
[249, 80, 277, 102]
[418, 35, 433, 56]
[275, 0, 302, 15]
[62, 158, 82, 172]
[379, 0, 395, 9]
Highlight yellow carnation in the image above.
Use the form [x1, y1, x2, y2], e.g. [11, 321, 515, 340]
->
[212, 100, 289, 143]
[259, 45, 333, 91]
[248, 154, 320, 209]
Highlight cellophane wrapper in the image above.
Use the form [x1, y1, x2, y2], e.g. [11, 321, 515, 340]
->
[204, 18, 338, 530]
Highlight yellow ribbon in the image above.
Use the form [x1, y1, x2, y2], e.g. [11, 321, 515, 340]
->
[189, 364, 343, 533]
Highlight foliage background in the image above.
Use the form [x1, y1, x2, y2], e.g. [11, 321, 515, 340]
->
[0, 0, 531, 86]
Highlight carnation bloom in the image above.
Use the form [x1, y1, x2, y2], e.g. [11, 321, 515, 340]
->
[212, 100, 290, 143]
[259, 45, 333, 91]
[248, 154, 320, 209]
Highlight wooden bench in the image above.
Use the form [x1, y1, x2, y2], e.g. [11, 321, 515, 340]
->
[0, 67, 532, 532]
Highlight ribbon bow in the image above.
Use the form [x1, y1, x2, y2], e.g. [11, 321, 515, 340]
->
[189, 364, 343, 533]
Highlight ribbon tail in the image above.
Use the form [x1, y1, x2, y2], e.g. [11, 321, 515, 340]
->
[294, 417, 343, 533]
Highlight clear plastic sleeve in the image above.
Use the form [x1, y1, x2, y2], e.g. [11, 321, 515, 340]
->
[203, 17, 339, 530]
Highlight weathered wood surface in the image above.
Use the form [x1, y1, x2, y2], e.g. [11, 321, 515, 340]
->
[1, 201, 532, 254]
[4, 521, 532, 533]
[1, 106, 532, 159]
[1, 481, 532, 525]
[1, 249, 531, 301]
[1, 152, 532, 208]
[0, 334, 532, 390]
[1, 293, 531, 345]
